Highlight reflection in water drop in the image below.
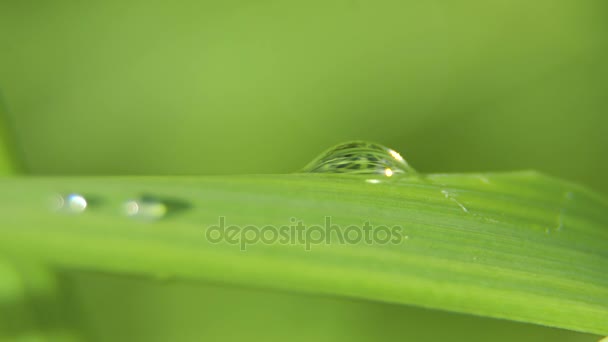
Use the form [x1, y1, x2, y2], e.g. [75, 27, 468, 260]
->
[123, 196, 168, 221]
[52, 193, 88, 214]
[302, 141, 416, 177]
[388, 149, 404, 162]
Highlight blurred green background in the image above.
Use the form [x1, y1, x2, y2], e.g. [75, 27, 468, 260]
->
[1, 0, 608, 191]
[1, 0, 606, 341]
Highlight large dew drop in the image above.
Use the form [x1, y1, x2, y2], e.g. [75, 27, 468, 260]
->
[301, 141, 416, 177]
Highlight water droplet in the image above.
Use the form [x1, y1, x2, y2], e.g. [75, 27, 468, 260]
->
[123, 195, 191, 221]
[123, 197, 168, 221]
[51, 193, 88, 214]
[302, 141, 416, 177]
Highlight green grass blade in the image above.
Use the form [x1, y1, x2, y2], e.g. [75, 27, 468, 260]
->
[0, 171, 606, 334]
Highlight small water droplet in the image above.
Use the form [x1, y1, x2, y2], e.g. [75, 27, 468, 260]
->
[123, 195, 191, 221]
[302, 141, 416, 177]
[51, 193, 88, 214]
[123, 196, 168, 221]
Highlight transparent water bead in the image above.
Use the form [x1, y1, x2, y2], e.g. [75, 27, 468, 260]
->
[124, 196, 168, 221]
[52, 193, 88, 214]
[123, 195, 191, 221]
[302, 141, 416, 177]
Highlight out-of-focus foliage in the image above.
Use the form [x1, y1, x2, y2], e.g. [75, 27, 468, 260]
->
[0, 100, 19, 175]
[0, 0, 607, 192]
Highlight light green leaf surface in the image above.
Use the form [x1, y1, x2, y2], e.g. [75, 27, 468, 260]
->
[0, 172, 606, 335]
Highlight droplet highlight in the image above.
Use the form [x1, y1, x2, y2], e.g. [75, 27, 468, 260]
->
[301, 141, 416, 177]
